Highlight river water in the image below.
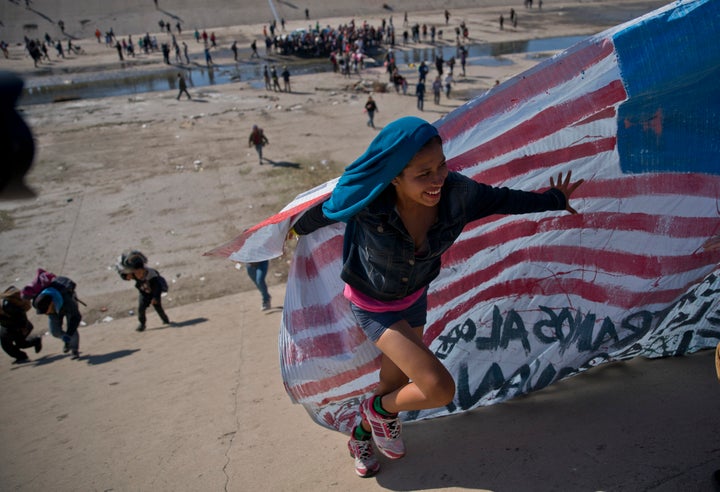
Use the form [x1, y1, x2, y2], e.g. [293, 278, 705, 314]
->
[19, 36, 586, 105]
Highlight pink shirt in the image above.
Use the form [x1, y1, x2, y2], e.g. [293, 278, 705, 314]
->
[344, 283, 425, 313]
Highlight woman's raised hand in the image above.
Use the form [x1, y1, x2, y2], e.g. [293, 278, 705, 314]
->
[550, 171, 584, 214]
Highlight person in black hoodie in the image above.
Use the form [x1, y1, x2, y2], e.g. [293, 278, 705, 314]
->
[117, 251, 170, 332]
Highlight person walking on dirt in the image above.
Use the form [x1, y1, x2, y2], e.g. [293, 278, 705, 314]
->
[416, 79, 425, 111]
[270, 65, 281, 91]
[263, 65, 271, 90]
[176, 72, 191, 100]
[116, 250, 171, 332]
[281, 66, 291, 92]
[364, 96, 378, 128]
[432, 76, 442, 105]
[245, 261, 272, 310]
[248, 125, 269, 164]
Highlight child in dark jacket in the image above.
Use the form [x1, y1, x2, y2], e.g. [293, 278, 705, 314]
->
[117, 251, 170, 332]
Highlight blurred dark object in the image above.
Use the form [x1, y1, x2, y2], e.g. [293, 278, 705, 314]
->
[0, 71, 35, 199]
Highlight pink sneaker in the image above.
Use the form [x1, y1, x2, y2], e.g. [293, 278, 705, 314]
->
[347, 436, 380, 477]
[359, 397, 405, 459]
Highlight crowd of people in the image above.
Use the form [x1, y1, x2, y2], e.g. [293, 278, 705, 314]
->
[15, 8, 474, 69]
[11, 4, 536, 115]
[5, 0, 545, 98]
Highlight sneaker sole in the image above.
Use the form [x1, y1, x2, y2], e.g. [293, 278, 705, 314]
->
[348, 450, 380, 478]
[372, 441, 405, 460]
[355, 467, 379, 478]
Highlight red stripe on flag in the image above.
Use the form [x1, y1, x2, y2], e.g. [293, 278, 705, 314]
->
[316, 386, 373, 407]
[439, 40, 616, 140]
[573, 106, 617, 126]
[287, 292, 348, 335]
[575, 174, 720, 199]
[285, 355, 380, 400]
[467, 137, 617, 185]
[434, 244, 720, 308]
[285, 323, 368, 363]
[449, 80, 627, 172]
[294, 235, 343, 279]
[444, 213, 720, 267]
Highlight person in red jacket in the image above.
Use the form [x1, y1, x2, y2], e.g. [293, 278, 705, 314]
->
[248, 125, 269, 164]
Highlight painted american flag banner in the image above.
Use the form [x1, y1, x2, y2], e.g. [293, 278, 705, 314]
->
[209, 0, 720, 433]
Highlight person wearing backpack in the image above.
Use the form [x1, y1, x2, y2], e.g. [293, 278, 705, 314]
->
[32, 277, 82, 359]
[116, 250, 171, 332]
[0, 286, 42, 364]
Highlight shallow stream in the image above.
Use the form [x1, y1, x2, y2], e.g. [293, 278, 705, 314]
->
[19, 36, 586, 105]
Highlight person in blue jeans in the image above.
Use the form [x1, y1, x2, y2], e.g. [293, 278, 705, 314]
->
[291, 116, 583, 477]
[33, 277, 82, 359]
[364, 96, 378, 128]
[246, 261, 271, 310]
[248, 125, 269, 164]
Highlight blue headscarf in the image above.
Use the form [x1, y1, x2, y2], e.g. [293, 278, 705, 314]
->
[322, 116, 439, 222]
[37, 287, 63, 313]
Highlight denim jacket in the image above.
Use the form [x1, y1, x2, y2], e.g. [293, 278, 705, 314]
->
[294, 172, 567, 301]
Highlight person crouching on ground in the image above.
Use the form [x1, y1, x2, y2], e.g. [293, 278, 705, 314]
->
[33, 277, 82, 359]
[0, 286, 42, 364]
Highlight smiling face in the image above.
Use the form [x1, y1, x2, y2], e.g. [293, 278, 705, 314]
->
[391, 137, 448, 209]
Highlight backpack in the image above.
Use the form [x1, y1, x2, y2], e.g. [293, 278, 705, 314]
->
[21, 268, 56, 299]
[145, 267, 169, 293]
[24, 269, 85, 313]
[250, 129, 265, 145]
[158, 274, 169, 293]
[50, 276, 77, 297]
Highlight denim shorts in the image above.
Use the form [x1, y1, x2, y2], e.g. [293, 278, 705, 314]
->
[350, 290, 428, 343]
